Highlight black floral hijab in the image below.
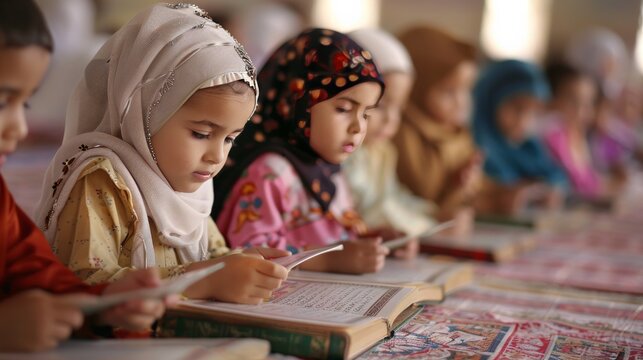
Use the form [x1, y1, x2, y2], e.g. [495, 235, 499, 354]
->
[212, 28, 384, 217]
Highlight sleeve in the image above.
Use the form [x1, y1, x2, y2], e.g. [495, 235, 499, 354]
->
[52, 166, 137, 284]
[207, 217, 230, 258]
[216, 156, 293, 251]
[0, 177, 105, 296]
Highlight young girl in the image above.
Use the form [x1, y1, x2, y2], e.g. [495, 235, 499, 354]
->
[543, 63, 606, 200]
[212, 28, 391, 274]
[472, 60, 567, 216]
[394, 26, 480, 236]
[0, 0, 169, 352]
[343, 28, 435, 244]
[35, 4, 288, 305]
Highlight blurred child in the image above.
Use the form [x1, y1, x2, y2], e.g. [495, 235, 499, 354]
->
[543, 63, 607, 199]
[343, 28, 433, 257]
[35, 4, 288, 305]
[0, 0, 170, 352]
[213, 29, 391, 274]
[394, 26, 480, 236]
[473, 60, 567, 216]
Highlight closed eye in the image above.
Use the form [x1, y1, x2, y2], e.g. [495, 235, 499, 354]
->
[191, 130, 210, 140]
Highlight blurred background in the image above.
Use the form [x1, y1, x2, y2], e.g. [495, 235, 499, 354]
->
[25, 0, 643, 139]
[9, 0, 643, 216]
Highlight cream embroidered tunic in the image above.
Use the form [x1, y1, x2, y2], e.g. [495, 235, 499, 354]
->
[51, 157, 229, 284]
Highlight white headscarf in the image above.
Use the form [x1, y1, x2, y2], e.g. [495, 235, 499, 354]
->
[35, 4, 257, 269]
[566, 28, 629, 99]
[349, 28, 414, 75]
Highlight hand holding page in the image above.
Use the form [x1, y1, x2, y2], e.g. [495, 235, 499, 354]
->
[77, 263, 225, 314]
[384, 220, 455, 250]
[268, 244, 344, 270]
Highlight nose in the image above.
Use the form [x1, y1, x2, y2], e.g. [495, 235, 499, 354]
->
[348, 113, 365, 135]
[1, 107, 29, 146]
[204, 139, 226, 165]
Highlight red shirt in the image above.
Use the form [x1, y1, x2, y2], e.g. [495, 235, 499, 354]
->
[0, 176, 105, 298]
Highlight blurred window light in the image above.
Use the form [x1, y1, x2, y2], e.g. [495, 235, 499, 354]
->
[481, 0, 551, 62]
[634, 0, 643, 73]
[312, 0, 380, 32]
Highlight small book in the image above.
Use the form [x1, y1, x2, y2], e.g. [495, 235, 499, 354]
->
[4, 338, 269, 360]
[157, 273, 438, 359]
[419, 223, 536, 262]
[290, 255, 472, 296]
[77, 262, 225, 314]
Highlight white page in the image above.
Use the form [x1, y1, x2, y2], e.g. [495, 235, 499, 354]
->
[77, 263, 225, 314]
[290, 256, 457, 285]
[270, 244, 343, 270]
[182, 279, 414, 327]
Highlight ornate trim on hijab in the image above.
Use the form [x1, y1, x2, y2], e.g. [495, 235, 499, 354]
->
[36, 3, 257, 268]
[212, 28, 384, 217]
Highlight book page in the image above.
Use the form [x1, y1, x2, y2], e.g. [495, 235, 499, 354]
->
[270, 243, 343, 270]
[182, 279, 414, 327]
[290, 256, 459, 285]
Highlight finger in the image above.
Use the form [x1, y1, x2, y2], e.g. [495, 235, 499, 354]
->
[53, 305, 85, 329]
[249, 286, 273, 300]
[52, 322, 75, 342]
[255, 260, 288, 279]
[254, 275, 283, 291]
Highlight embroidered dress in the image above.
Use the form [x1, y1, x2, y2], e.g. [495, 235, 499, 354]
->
[213, 28, 384, 250]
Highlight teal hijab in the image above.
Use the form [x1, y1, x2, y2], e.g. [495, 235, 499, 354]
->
[472, 59, 567, 186]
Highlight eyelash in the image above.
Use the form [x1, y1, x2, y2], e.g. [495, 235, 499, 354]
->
[191, 131, 210, 140]
[0, 102, 30, 110]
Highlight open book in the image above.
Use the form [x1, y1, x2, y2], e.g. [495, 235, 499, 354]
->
[157, 276, 434, 359]
[419, 223, 536, 262]
[290, 255, 472, 296]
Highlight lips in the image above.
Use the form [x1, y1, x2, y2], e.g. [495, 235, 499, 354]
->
[192, 170, 214, 182]
[342, 143, 356, 153]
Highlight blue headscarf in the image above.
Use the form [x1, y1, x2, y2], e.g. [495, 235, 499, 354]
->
[472, 59, 567, 186]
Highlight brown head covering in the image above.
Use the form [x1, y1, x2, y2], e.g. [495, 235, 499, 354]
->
[399, 26, 475, 112]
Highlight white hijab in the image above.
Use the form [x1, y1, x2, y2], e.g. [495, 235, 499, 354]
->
[35, 4, 257, 268]
[349, 28, 414, 75]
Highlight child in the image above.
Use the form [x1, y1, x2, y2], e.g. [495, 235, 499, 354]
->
[472, 60, 567, 216]
[35, 4, 288, 305]
[543, 63, 605, 200]
[394, 26, 480, 236]
[212, 28, 390, 274]
[343, 28, 434, 250]
[0, 0, 170, 352]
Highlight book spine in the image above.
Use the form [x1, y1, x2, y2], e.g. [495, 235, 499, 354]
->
[156, 313, 347, 360]
[419, 244, 495, 262]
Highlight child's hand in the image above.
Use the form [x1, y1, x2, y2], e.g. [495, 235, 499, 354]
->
[391, 237, 419, 260]
[185, 254, 288, 304]
[242, 247, 292, 259]
[301, 238, 389, 274]
[98, 268, 168, 330]
[0, 290, 85, 352]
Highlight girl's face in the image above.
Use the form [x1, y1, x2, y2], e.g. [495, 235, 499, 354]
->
[551, 76, 597, 130]
[310, 82, 381, 164]
[496, 95, 542, 144]
[423, 61, 477, 127]
[363, 72, 413, 144]
[152, 87, 254, 192]
[0, 46, 50, 167]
